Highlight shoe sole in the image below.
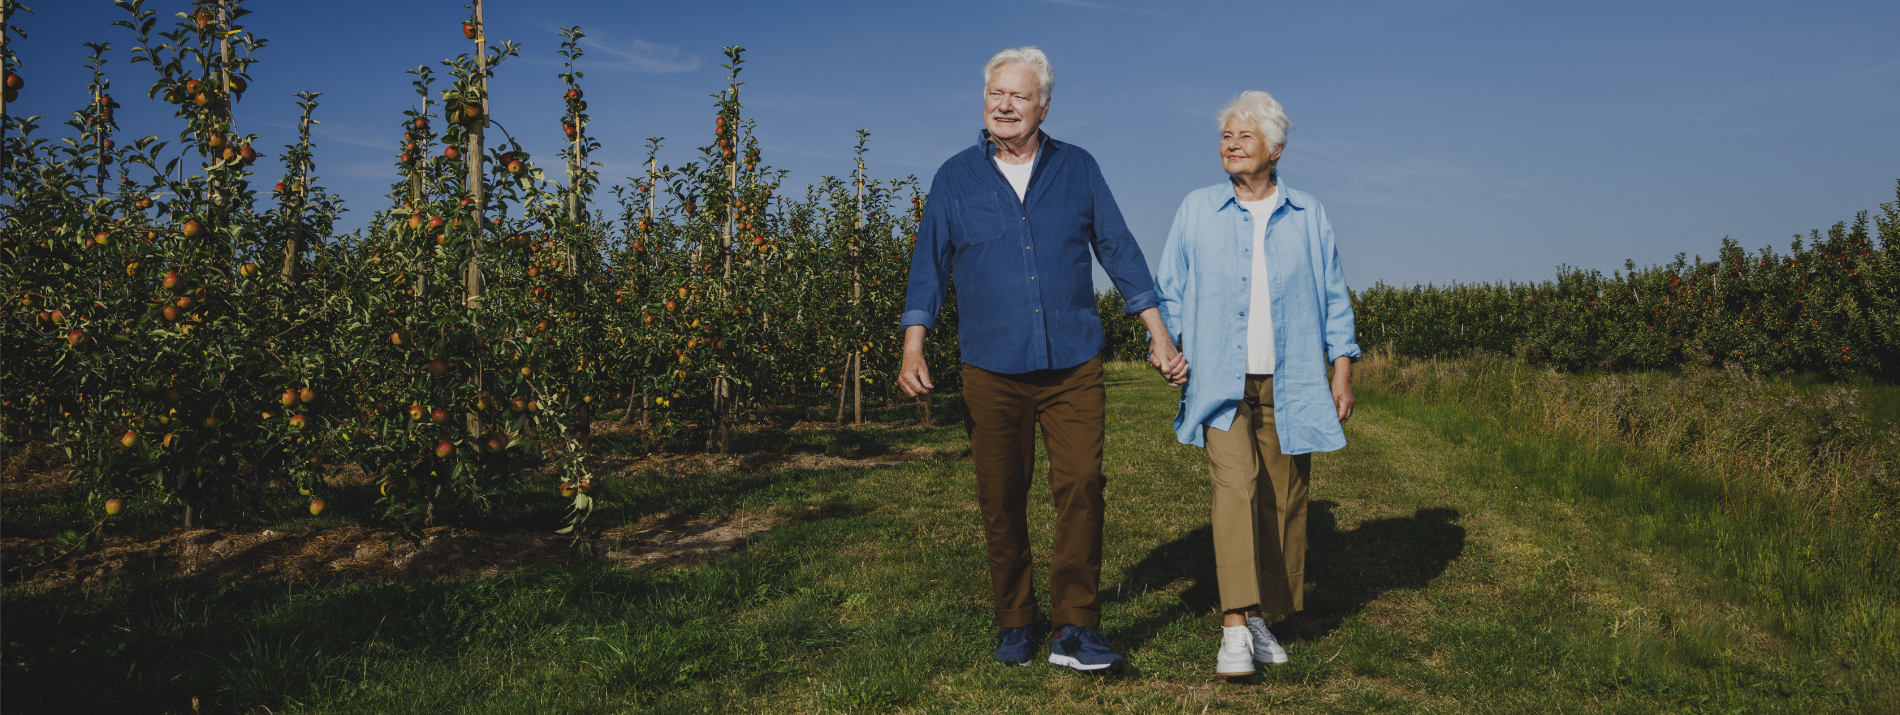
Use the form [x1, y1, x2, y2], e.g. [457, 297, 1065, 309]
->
[1218, 670, 1255, 677]
[1254, 654, 1289, 665]
[1048, 653, 1123, 671]
[995, 658, 1032, 667]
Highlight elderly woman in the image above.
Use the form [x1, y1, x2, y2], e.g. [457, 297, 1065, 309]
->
[1153, 91, 1360, 677]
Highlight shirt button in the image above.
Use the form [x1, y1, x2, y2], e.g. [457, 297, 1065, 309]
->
[1021, 216, 1027, 220]
[1026, 246, 1032, 250]
[1035, 309, 1040, 313]
[1031, 276, 1036, 280]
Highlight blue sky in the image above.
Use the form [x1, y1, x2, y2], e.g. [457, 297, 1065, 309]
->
[9, 0, 1898, 289]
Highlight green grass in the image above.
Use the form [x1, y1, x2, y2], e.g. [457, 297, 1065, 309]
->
[4, 362, 1895, 713]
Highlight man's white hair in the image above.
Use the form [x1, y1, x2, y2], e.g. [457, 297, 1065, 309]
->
[983, 46, 1054, 106]
[1217, 90, 1294, 148]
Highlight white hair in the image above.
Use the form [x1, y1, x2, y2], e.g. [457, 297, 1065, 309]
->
[1217, 90, 1294, 148]
[983, 46, 1054, 106]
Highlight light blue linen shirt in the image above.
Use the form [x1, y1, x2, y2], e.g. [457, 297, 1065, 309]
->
[1156, 180, 1361, 453]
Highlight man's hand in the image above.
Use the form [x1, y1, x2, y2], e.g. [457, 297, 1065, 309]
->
[899, 325, 934, 397]
[1331, 356, 1355, 424]
[1136, 308, 1188, 386]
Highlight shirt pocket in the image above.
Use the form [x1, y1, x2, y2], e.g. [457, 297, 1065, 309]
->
[950, 192, 1010, 248]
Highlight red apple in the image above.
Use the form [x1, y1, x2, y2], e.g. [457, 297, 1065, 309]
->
[66, 329, 89, 348]
[408, 404, 426, 422]
[281, 389, 300, 406]
[161, 305, 181, 322]
[434, 440, 455, 459]
[485, 434, 506, 452]
[163, 272, 184, 290]
[104, 498, 124, 516]
[390, 331, 408, 346]
[507, 160, 524, 175]
[462, 21, 478, 39]
[182, 220, 205, 239]
[510, 396, 530, 413]
[309, 499, 326, 516]
[559, 481, 576, 498]
[121, 431, 139, 448]
[426, 359, 449, 376]
[288, 414, 308, 430]
[299, 387, 318, 404]
[430, 408, 450, 424]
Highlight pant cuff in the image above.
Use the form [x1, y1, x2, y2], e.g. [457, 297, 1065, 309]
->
[995, 605, 1037, 629]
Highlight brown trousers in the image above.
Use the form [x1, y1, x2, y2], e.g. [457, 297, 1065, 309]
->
[961, 357, 1107, 629]
[1204, 375, 1311, 616]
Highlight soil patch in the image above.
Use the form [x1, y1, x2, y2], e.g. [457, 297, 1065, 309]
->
[1, 510, 778, 596]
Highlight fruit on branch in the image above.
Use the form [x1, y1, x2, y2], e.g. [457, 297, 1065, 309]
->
[463, 21, 478, 39]
[485, 434, 507, 452]
[408, 404, 427, 422]
[4, 73, 21, 90]
[66, 330, 89, 348]
[559, 481, 575, 498]
[564, 88, 582, 101]
[444, 145, 460, 160]
[161, 305, 181, 322]
[182, 220, 206, 239]
[105, 498, 124, 516]
[300, 387, 318, 404]
[121, 431, 139, 448]
[163, 433, 178, 449]
[407, 214, 423, 231]
[427, 359, 449, 376]
[288, 414, 308, 430]
[434, 440, 455, 459]
[427, 216, 446, 232]
[390, 331, 409, 346]
[281, 389, 300, 407]
[238, 146, 257, 164]
[431, 408, 450, 424]
[510, 396, 529, 413]
[163, 272, 184, 290]
[208, 134, 227, 149]
[507, 160, 524, 175]
[309, 499, 326, 516]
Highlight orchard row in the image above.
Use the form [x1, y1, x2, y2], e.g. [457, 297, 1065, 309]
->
[0, 0, 958, 539]
[1352, 185, 1900, 379]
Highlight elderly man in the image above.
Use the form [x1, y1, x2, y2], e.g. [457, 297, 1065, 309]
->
[899, 46, 1182, 672]
[1154, 90, 1360, 677]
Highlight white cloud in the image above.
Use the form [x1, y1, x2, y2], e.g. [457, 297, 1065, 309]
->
[579, 34, 701, 74]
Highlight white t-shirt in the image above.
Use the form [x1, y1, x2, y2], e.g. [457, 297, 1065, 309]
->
[996, 152, 1036, 202]
[1238, 188, 1279, 375]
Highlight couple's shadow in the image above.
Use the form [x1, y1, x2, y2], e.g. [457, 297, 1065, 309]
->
[1111, 501, 1466, 649]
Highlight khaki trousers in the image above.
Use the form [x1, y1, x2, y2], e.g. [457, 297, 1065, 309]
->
[1203, 374, 1310, 615]
[961, 357, 1107, 629]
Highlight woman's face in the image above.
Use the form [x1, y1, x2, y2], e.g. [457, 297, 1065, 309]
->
[1220, 116, 1283, 179]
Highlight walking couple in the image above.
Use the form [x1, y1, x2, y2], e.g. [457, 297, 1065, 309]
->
[898, 46, 1359, 677]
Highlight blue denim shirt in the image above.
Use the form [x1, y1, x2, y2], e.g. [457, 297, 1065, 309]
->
[1156, 181, 1361, 453]
[901, 131, 1159, 375]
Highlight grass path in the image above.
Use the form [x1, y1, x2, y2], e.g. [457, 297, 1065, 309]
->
[3, 362, 1887, 713]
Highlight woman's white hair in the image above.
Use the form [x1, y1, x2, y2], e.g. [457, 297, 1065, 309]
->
[1217, 90, 1294, 148]
[983, 47, 1054, 106]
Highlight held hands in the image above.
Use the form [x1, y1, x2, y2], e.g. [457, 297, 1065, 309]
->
[1149, 340, 1188, 386]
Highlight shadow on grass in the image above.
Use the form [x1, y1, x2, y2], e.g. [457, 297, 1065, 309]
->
[1110, 501, 1465, 650]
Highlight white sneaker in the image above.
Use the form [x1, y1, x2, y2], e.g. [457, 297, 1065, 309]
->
[1217, 625, 1255, 676]
[1246, 616, 1288, 665]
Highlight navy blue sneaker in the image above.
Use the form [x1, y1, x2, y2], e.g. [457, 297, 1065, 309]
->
[993, 625, 1033, 666]
[1047, 625, 1125, 672]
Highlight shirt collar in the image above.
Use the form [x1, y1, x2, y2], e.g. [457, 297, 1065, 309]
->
[1216, 175, 1303, 212]
[978, 128, 1057, 157]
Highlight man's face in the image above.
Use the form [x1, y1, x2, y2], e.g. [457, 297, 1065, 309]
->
[1220, 116, 1283, 178]
[984, 64, 1048, 145]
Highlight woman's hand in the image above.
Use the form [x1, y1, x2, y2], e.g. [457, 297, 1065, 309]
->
[1331, 356, 1355, 424]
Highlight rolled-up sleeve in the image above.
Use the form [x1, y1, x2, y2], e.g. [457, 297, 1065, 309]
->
[1084, 156, 1158, 315]
[900, 173, 956, 332]
[1314, 204, 1362, 363]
